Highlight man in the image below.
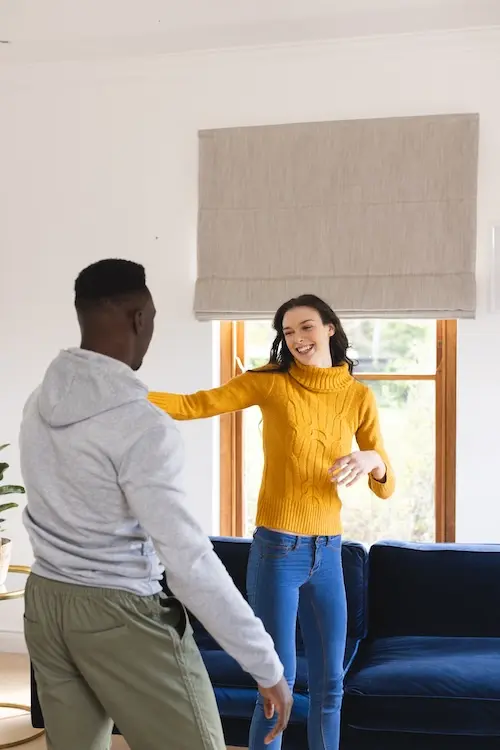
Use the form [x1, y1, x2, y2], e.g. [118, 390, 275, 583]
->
[20, 259, 292, 750]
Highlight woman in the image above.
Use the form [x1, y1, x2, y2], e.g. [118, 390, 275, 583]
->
[149, 294, 395, 750]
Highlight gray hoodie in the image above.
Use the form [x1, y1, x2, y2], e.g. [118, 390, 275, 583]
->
[20, 348, 283, 688]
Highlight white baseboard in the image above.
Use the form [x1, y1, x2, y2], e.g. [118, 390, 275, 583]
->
[0, 631, 27, 653]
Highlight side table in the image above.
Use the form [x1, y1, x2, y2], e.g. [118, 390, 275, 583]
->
[0, 565, 45, 748]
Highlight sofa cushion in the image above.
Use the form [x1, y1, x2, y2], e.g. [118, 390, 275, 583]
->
[344, 636, 500, 736]
[341, 541, 369, 641]
[201, 636, 359, 698]
[368, 542, 500, 638]
[203, 651, 309, 694]
[213, 686, 309, 724]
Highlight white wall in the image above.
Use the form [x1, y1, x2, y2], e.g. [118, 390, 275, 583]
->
[1, 28, 500, 643]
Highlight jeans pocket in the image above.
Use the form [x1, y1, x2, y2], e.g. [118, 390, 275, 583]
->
[257, 537, 294, 560]
[327, 534, 342, 549]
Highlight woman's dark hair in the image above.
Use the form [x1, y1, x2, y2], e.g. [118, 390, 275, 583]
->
[264, 294, 355, 374]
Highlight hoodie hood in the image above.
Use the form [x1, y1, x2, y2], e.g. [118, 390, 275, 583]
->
[37, 348, 148, 427]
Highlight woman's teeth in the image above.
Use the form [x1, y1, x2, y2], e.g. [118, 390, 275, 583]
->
[297, 345, 314, 354]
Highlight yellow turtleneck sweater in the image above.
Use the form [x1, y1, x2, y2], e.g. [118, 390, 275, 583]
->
[149, 362, 395, 536]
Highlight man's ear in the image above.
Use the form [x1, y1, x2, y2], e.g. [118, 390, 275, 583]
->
[132, 309, 144, 335]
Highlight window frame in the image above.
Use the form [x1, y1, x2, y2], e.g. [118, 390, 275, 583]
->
[219, 319, 457, 543]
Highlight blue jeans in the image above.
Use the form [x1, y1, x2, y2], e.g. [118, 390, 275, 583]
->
[247, 528, 347, 750]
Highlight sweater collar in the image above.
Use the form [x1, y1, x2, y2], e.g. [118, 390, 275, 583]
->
[289, 360, 353, 392]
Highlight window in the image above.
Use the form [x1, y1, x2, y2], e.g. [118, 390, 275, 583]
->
[220, 320, 456, 545]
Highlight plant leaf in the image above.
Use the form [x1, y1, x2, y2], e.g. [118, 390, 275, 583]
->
[0, 502, 19, 513]
[0, 444, 10, 452]
[0, 462, 8, 480]
[0, 485, 25, 495]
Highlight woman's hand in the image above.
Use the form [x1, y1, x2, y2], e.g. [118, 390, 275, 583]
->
[329, 450, 386, 488]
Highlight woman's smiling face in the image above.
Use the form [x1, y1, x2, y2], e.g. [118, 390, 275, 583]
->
[282, 306, 334, 368]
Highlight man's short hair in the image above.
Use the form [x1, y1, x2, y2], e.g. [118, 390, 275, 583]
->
[75, 259, 147, 310]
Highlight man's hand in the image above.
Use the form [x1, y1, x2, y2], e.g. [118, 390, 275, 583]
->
[258, 676, 293, 745]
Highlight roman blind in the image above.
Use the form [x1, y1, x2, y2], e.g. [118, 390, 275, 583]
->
[195, 113, 479, 320]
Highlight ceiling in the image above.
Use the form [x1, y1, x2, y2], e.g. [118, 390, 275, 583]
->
[1, 0, 500, 62]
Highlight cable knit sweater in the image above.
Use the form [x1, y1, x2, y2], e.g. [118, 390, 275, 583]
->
[149, 362, 395, 536]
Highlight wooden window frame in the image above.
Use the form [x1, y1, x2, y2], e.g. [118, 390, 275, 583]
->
[220, 319, 457, 542]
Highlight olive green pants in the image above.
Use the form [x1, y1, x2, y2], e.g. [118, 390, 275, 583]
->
[24, 574, 226, 750]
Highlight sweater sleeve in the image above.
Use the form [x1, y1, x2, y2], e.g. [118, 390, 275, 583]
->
[355, 387, 395, 499]
[119, 419, 284, 689]
[148, 371, 272, 420]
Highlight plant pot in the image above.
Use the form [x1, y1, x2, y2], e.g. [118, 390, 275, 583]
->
[0, 537, 12, 586]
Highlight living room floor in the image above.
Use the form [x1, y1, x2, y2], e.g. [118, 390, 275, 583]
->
[1, 653, 238, 749]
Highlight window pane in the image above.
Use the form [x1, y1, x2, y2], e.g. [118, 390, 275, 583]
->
[243, 321, 273, 536]
[244, 320, 275, 369]
[344, 319, 436, 374]
[341, 379, 435, 546]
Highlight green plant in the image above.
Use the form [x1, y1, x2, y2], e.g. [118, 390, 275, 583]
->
[0, 443, 25, 535]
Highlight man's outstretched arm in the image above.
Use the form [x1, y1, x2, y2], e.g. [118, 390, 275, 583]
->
[118, 418, 283, 689]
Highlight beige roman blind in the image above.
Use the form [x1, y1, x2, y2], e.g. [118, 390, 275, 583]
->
[195, 114, 479, 320]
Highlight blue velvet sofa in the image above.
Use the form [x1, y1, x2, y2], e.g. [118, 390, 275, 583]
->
[341, 541, 500, 750]
[30, 538, 500, 749]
